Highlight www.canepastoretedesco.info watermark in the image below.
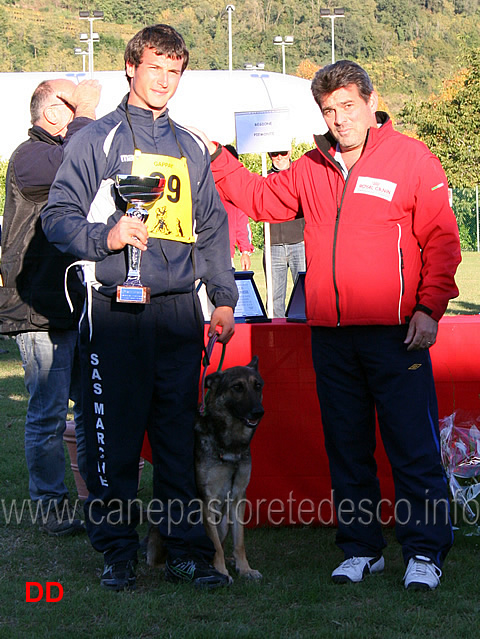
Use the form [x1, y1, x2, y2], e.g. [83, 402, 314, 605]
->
[1, 490, 471, 529]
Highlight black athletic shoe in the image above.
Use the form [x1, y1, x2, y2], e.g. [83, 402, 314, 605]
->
[165, 557, 231, 589]
[100, 559, 136, 592]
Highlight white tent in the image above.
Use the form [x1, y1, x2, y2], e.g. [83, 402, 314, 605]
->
[0, 69, 326, 160]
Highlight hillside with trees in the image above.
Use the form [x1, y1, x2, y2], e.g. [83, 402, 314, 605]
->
[1, 0, 480, 117]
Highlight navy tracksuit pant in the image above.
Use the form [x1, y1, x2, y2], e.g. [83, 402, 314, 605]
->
[79, 288, 214, 565]
[311, 324, 453, 568]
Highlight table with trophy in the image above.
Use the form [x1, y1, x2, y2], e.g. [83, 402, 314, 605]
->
[117, 179, 480, 528]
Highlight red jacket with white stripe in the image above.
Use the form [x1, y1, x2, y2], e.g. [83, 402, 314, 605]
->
[210, 113, 461, 327]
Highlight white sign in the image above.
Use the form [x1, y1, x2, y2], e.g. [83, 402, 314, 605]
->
[235, 109, 291, 154]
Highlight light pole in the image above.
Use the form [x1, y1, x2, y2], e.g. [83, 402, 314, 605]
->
[243, 63, 265, 71]
[79, 10, 103, 78]
[74, 47, 88, 73]
[226, 4, 235, 72]
[273, 35, 294, 75]
[320, 8, 344, 64]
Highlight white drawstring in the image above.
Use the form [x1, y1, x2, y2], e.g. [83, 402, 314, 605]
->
[64, 260, 95, 340]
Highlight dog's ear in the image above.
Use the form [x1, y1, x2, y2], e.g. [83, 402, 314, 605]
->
[247, 355, 259, 371]
[205, 371, 223, 392]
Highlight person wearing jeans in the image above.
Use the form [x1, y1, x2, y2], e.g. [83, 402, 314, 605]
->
[16, 330, 85, 504]
[270, 240, 305, 317]
[0, 78, 100, 535]
[267, 150, 305, 318]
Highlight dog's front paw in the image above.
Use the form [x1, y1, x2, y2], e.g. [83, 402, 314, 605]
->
[213, 559, 234, 584]
[238, 568, 263, 580]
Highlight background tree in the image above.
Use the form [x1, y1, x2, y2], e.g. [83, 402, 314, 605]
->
[401, 48, 480, 249]
[401, 47, 480, 187]
[2, 0, 480, 123]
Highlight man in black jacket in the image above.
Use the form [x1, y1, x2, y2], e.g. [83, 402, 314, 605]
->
[267, 149, 305, 317]
[0, 77, 100, 535]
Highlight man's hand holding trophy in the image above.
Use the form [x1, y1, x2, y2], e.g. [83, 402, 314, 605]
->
[110, 174, 166, 304]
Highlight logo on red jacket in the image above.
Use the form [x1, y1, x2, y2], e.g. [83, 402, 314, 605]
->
[354, 176, 397, 202]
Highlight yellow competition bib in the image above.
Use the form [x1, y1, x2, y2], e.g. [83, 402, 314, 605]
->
[130, 151, 195, 243]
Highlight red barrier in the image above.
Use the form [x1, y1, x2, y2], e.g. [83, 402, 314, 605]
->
[141, 316, 480, 526]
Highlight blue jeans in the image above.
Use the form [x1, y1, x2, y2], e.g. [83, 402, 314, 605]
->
[15, 330, 85, 504]
[270, 242, 306, 318]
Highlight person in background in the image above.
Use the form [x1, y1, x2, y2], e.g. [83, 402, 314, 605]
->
[267, 149, 305, 317]
[0, 77, 101, 535]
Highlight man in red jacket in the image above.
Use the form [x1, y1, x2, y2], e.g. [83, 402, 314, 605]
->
[196, 60, 461, 591]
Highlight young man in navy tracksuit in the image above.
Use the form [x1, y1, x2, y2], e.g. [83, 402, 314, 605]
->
[42, 25, 238, 591]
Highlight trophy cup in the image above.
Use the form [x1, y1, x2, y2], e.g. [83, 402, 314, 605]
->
[115, 174, 166, 304]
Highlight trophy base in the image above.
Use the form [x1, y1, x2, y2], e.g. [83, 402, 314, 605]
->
[116, 285, 151, 304]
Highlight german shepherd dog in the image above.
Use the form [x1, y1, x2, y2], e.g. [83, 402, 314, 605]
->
[195, 356, 264, 582]
[145, 356, 264, 582]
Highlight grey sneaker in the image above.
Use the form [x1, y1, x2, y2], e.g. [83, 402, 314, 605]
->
[331, 555, 385, 583]
[403, 555, 442, 591]
[37, 498, 85, 537]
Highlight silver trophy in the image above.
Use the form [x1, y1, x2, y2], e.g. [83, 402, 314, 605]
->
[115, 174, 166, 303]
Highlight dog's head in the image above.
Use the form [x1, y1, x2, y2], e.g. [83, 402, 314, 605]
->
[204, 356, 264, 429]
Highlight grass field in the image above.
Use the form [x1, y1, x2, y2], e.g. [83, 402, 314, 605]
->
[1, 252, 480, 638]
[445, 251, 480, 314]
